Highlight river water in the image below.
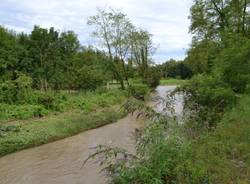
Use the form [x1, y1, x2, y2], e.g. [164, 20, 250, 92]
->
[152, 85, 183, 116]
[0, 85, 182, 184]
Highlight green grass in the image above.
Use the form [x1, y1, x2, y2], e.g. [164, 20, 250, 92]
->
[0, 88, 128, 157]
[0, 104, 49, 122]
[0, 88, 126, 122]
[0, 107, 126, 157]
[181, 95, 250, 183]
[160, 78, 187, 85]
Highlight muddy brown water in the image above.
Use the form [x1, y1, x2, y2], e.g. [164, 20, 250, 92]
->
[0, 86, 181, 184]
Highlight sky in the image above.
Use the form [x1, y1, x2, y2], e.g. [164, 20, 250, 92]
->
[0, 0, 193, 64]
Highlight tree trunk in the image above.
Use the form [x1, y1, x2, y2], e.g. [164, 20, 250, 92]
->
[119, 79, 125, 90]
[121, 59, 130, 87]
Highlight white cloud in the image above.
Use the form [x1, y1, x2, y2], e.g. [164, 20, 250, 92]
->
[0, 0, 193, 63]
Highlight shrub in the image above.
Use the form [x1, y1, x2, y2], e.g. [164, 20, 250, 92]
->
[177, 95, 250, 183]
[0, 104, 48, 121]
[180, 74, 236, 129]
[128, 80, 149, 100]
[183, 75, 236, 108]
[0, 73, 32, 104]
[144, 67, 161, 88]
[0, 124, 21, 137]
[216, 38, 250, 93]
[37, 93, 56, 109]
[86, 123, 189, 184]
[31, 91, 67, 111]
[73, 67, 106, 90]
[75, 98, 92, 112]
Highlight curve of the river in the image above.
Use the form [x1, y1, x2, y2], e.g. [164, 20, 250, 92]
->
[0, 85, 182, 184]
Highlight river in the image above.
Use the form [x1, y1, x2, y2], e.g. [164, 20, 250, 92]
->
[0, 85, 182, 184]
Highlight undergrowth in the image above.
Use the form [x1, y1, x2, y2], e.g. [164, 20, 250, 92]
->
[0, 106, 126, 157]
[0, 88, 126, 122]
[83, 93, 250, 184]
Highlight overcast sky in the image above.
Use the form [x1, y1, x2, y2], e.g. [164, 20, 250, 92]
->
[0, 0, 193, 63]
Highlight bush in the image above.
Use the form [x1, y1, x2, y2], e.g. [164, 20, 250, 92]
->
[127, 124, 184, 184]
[183, 75, 236, 108]
[73, 67, 106, 90]
[181, 74, 236, 129]
[0, 73, 32, 104]
[177, 95, 250, 183]
[216, 38, 250, 93]
[0, 88, 126, 122]
[37, 93, 56, 109]
[89, 123, 189, 184]
[0, 124, 21, 137]
[144, 67, 161, 88]
[30, 91, 67, 111]
[0, 104, 48, 121]
[128, 80, 149, 100]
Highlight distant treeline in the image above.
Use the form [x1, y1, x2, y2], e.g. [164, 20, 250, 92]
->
[157, 59, 193, 79]
[0, 25, 113, 91]
[0, 8, 161, 94]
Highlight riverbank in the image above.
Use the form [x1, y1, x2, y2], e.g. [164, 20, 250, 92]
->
[0, 85, 173, 184]
[160, 78, 187, 85]
[0, 89, 126, 122]
[182, 95, 250, 183]
[101, 86, 250, 183]
[0, 114, 141, 184]
[0, 89, 127, 157]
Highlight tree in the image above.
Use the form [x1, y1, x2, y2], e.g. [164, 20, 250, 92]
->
[129, 29, 155, 80]
[27, 26, 82, 90]
[185, 39, 220, 74]
[159, 59, 193, 79]
[59, 31, 80, 89]
[190, 0, 250, 41]
[215, 37, 250, 93]
[0, 26, 23, 81]
[70, 47, 111, 90]
[88, 8, 136, 89]
[29, 26, 60, 90]
[188, 0, 250, 75]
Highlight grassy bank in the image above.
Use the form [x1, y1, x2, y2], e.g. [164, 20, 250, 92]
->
[101, 90, 250, 183]
[0, 107, 126, 157]
[0, 88, 127, 157]
[181, 95, 250, 183]
[0, 88, 126, 122]
[160, 78, 187, 85]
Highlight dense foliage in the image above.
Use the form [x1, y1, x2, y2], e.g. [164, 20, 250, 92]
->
[158, 59, 193, 79]
[1, 2, 250, 183]
[87, 8, 158, 89]
[0, 88, 127, 156]
[0, 25, 111, 91]
[181, 0, 250, 131]
[0, 9, 160, 108]
[84, 1, 250, 184]
[0, 8, 159, 157]
[128, 79, 150, 100]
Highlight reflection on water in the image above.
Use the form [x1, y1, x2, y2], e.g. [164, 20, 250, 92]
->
[152, 85, 184, 118]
